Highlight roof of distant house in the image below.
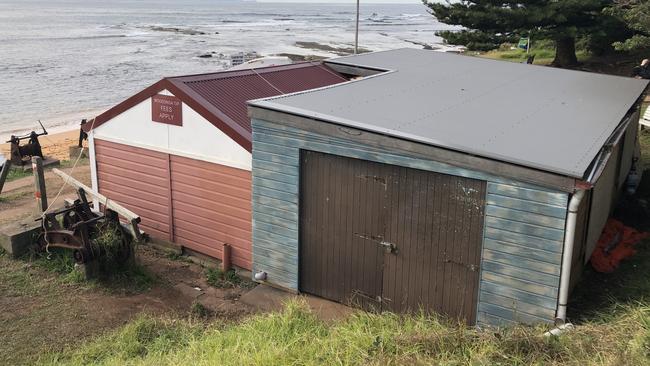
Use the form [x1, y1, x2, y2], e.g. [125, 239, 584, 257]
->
[250, 48, 649, 178]
[85, 62, 347, 151]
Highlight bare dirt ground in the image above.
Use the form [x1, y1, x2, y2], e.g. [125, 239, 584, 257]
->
[0, 164, 92, 226]
[0, 246, 255, 365]
[0, 133, 256, 365]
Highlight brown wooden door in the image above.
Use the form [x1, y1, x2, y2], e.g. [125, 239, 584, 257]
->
[300, 151, 391, 310]
[299, 151, 486, 323]
[382, 167, 486, 324]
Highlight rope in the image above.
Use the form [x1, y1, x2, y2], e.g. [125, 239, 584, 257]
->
[250, 67, 285, 94]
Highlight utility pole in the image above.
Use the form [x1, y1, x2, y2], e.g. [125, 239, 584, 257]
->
[355, 0, 360, 54]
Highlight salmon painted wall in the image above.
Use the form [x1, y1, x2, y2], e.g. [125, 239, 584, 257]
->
[93, 139, 252, 269]
[89, 91, 253, 269]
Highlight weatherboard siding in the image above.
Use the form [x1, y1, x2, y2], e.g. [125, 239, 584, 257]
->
[251, 118, 569, 325]
[478, 182, 567, 325]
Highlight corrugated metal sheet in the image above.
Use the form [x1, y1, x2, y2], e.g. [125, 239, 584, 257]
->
[251, 117, 569, 325]
[170, 63, 347, 134]
[170, 155, 252, 269]
[251, 48, 648, 178]
[95, 139, 172, 240]
[86, 63, 347, 152]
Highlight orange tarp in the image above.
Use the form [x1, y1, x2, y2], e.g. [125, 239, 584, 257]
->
[590, 219, 649, 273]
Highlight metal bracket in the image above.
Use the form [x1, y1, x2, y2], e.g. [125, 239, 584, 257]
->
[442, 258, 480, 272]
[354, 233, 397, 253]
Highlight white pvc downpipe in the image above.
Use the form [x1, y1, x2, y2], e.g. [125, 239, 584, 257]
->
[547, 189, 586, 336]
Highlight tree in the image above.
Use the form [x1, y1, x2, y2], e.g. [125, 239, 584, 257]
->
[423, 1, 613, 67]
[606, 0, 650, 51]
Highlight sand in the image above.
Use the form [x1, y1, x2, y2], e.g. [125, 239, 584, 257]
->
[0, 128, 84, 162]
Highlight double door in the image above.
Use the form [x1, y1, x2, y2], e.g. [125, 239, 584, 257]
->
[299, 151, 486, 324]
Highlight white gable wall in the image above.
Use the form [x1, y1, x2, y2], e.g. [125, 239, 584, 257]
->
[92, 89, 251, 171]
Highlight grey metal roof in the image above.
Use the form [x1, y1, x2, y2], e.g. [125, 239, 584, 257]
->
[250, 48, 648, 178]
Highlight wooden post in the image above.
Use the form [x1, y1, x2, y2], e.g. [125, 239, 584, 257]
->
[222, 243, 232, 272]
[0, 159, 12, 195]
[32, 156, 47, 213]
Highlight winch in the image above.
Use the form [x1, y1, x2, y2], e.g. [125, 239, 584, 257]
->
[6, 120, 48, 165]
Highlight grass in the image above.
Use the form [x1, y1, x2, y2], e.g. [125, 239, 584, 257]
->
[38, 298, 650, 366]
[4, 166, 32, 182]
[205, 267, 253, 289]
[26, 246, 155, 294]
[478, 43, 590, 65]
[0, 189, 32, 202]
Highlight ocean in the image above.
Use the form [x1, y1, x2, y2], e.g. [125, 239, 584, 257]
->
[0, 0, 455, 140]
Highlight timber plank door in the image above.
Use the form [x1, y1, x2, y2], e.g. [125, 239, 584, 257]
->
[299, 151, 391, 310]
[299, 151, 486, 323]
[382, 167, 486, 324]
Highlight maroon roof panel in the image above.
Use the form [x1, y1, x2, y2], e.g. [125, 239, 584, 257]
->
[170, 63, 347, 133]
[85, 62, 347, 152]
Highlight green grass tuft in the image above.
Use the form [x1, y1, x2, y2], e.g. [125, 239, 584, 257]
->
[39, 315, 203, 365]
[4, 167, 32, 182]
[206, 267, 242, 289]
[25, 246, 155, 293]
[190, 302, 211, 318]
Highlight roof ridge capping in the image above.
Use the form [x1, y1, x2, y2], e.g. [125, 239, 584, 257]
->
[168, 61, 330, 82]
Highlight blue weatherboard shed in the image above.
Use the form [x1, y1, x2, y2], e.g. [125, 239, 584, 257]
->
[246, 49, 648, 326]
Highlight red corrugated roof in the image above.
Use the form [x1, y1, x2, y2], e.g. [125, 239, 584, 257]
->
[85, 62, 347, 152]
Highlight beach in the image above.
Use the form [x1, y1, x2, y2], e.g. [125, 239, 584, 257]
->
[0, 1, 456, 139]
[0, 128, 83, 162]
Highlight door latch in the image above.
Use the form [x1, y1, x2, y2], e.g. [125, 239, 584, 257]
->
[378, 240, 397, 254]
[354, 233, 397, 254]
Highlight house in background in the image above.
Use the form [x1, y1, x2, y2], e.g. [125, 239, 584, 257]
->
[82, 63, 347, 270]
[247, 48, 648, 326]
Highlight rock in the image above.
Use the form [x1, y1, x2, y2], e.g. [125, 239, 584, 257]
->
[0, 218, 42, 258]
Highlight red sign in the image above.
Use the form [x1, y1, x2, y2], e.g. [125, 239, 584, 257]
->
[152, 94, 183, 126]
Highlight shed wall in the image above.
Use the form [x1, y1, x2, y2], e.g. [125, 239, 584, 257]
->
[94, 139, 253, 270]
[251, 118, 569, 326]
[170, 155, 252, 269]
[95, 139, 172, 240]
[584, 113, 639, 263]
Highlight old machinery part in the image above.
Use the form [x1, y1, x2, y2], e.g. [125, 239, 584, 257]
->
[36, 188, 133, 265]
[6, 120, 48, 165]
